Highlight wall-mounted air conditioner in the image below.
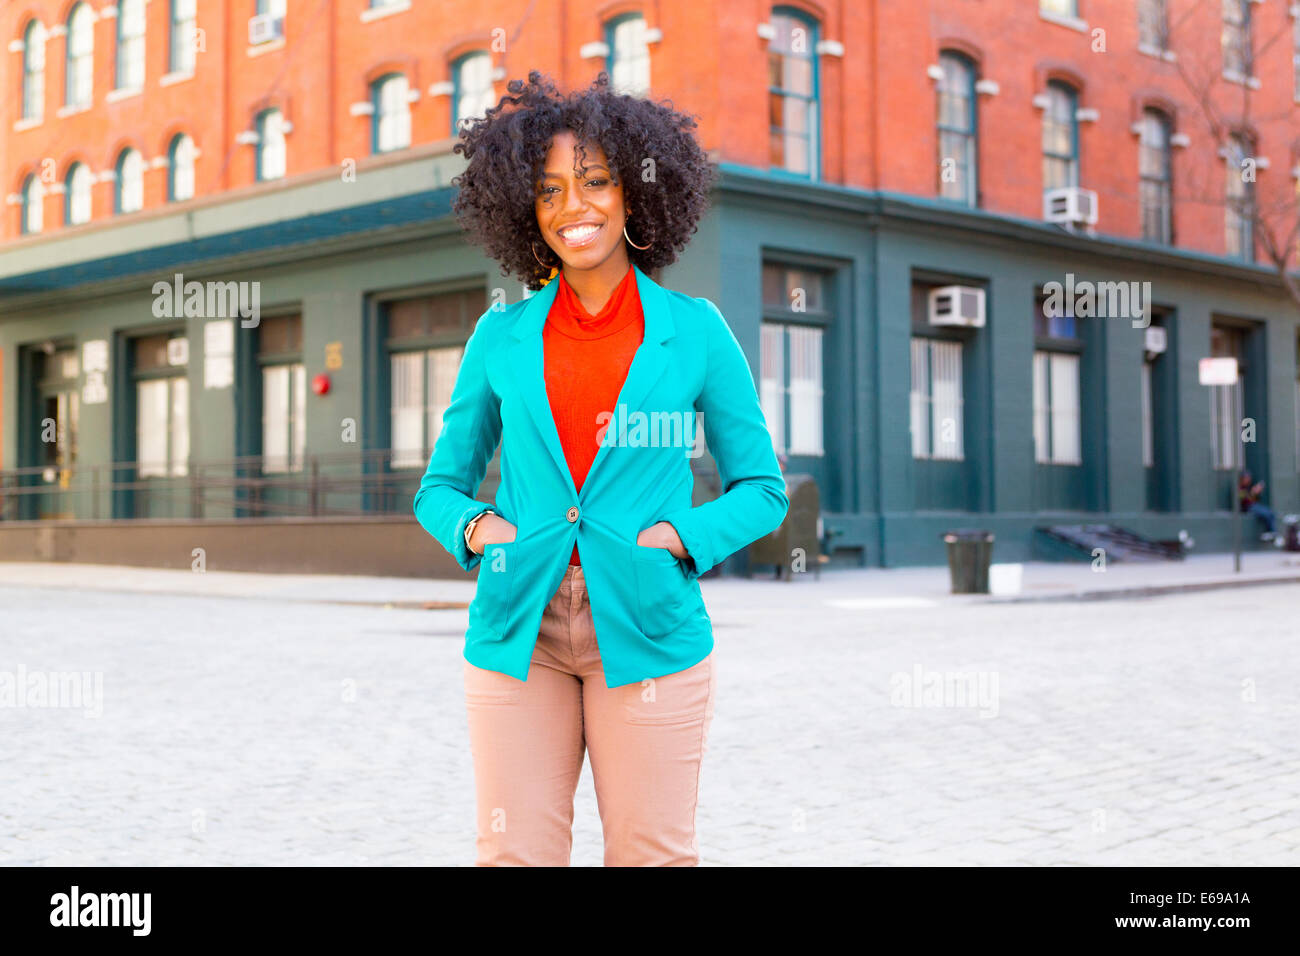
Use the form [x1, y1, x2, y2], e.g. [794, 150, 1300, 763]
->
[249, 13, 283, 45]
[928, 286, 986, 328]
[1043, 187, 1099, 227]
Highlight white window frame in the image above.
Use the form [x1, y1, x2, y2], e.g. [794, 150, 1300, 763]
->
[262, 363, 306, 474]
[1033, 350, 1082, 465]
[910, 337, 965, 461]
[760, 321, 824, 457]
[391, 346, 465, 469]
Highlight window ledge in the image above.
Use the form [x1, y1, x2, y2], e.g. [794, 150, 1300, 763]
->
[1137, 43, 1176, 62]
[247, 37, 286, 58]
[106, 86, 143, 103]
[160, 70, 194, 87]
[1222, 70, 1261, 89]
[1039, 11, 1089, 33]
[360, 1, 411, 22]
[57, 103, 92, 118]
[13, 116, 43, 132]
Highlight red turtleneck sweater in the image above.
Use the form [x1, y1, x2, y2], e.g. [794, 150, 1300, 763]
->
[543, 264, 645, 565]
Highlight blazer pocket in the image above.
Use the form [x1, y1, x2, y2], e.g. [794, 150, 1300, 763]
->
[473, 541, 516, 634]
[630, 543, 692, 637]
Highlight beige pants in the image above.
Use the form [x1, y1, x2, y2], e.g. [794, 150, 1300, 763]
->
[464, 565, 716, 866]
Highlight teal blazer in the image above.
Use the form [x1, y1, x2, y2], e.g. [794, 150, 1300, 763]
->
[413, 264, 788, 687]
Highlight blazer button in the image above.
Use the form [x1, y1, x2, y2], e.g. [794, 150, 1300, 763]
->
[566, 506, 580, 523]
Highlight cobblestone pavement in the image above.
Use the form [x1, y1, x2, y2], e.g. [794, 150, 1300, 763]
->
[2, 576, 1297, 866]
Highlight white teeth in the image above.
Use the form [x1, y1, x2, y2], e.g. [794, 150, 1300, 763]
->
[561, 225, 599, 240]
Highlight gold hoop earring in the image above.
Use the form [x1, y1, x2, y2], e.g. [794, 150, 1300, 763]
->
[623, 217, 651, 251]
[532, 241, 558, 268]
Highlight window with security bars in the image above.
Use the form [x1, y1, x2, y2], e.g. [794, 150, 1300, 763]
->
[910, 338, 964, 460]
[384, 287, 485, 468]
[1033, 352, 1081, 465]
[259, 315, 306, 474]
[1209, 325, 1245, 471]
[760, 323, 824, 456]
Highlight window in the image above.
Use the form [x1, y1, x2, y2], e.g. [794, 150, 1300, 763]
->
[607, 13, 651, 97]
[1139, 109, 1172, 244]
[117, 0, 146, 91]
[1042, 81, 1079, 192]
[258, 316, 306, 474]
[66, 4, 94, 109]
[1041, 0, 1077, 16]
[384, 287, 487, 468]
[1224, 134, 1254, 262]
[1033, 295, 1083, 465]
[168, 134, 195, 201]
[1140, 360, 1155, 467]
[937, 52, 978, 206]
[910, 338, 964, 460]
[1222, 0, 1252, 79]
[171, 0, 197, 74]
[453, 52, 494, 133]
[254, 0, 286, 40]
[768, 8, 819, 177]
[22, 20, 46, 121]
[115, 148, 144, 213]
[760, 263, 827, 456]
[65, 162, 92, 225]
[1138, 0, 1168, 52]
[373, 74, 411, 153]
[1208, 325, 1245, 471]
[134, 333, 189, 479]
[1294, 10, 1300, 101]
[256, 109, 287, 181]
[20, 174, 43, 235]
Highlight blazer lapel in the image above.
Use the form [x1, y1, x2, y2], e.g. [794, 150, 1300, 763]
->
[505, 264, 677, 502]
[581, 264, 676, 493]
[506, 278, 577, 497]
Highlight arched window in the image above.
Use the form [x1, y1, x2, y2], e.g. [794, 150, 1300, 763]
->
[607, 13, 650, 97]
[117, 0, 146, 91]
[169, 134, 196, 201]
[1225, 134, 1254, 262]
[116, 148, 144, 214]
[452, 52, 494, 133]
[256, 109, 286, 181]
[66, 162, 93, 225]
[21, 174, 44, 234]
[372, 74, 411, 153]
[22, 20, 46, 121]
[768, 7, 820, 178]
[1138, 109, 1172, 244]
[1042, 81, 1079, 191]
[171, 0, 197, 75]
[937, 51, 977, 206]
[66, 4, 94, 109]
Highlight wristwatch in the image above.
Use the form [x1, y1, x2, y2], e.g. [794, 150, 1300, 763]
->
[464, 509, 496, 555]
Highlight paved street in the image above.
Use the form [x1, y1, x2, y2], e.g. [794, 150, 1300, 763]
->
[2, 567, 1298, 866]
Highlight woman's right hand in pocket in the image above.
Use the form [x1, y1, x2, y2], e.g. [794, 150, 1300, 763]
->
[470, 513, 517, 554]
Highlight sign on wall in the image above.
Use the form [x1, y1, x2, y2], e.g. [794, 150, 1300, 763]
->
[1198, 357, 1239, 386]
[81, 339, 109, 405]
[204, 320, 234, 389]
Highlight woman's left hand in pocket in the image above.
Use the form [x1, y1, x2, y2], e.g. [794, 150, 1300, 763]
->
[636, 521, 689, 559]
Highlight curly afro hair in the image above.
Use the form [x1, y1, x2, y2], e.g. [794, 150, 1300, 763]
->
[451, 70, 718, 291]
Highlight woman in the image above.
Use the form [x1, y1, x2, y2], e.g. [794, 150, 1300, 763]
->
[414, 71, 787, 866]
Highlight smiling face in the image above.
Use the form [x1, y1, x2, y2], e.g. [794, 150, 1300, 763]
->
[533, 130, 630, 277]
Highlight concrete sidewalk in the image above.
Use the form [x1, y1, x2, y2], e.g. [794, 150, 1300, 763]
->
[2, 548, 1299, 608]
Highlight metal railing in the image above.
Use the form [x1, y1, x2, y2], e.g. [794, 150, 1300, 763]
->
[0, 449, 482, 522]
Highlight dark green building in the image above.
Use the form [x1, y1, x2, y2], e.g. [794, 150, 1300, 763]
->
[3, 147, 1298, 571]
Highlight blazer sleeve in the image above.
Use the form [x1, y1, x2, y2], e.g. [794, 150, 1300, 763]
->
[412, 312, 502, 571]
[662, 299, 789, 578]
